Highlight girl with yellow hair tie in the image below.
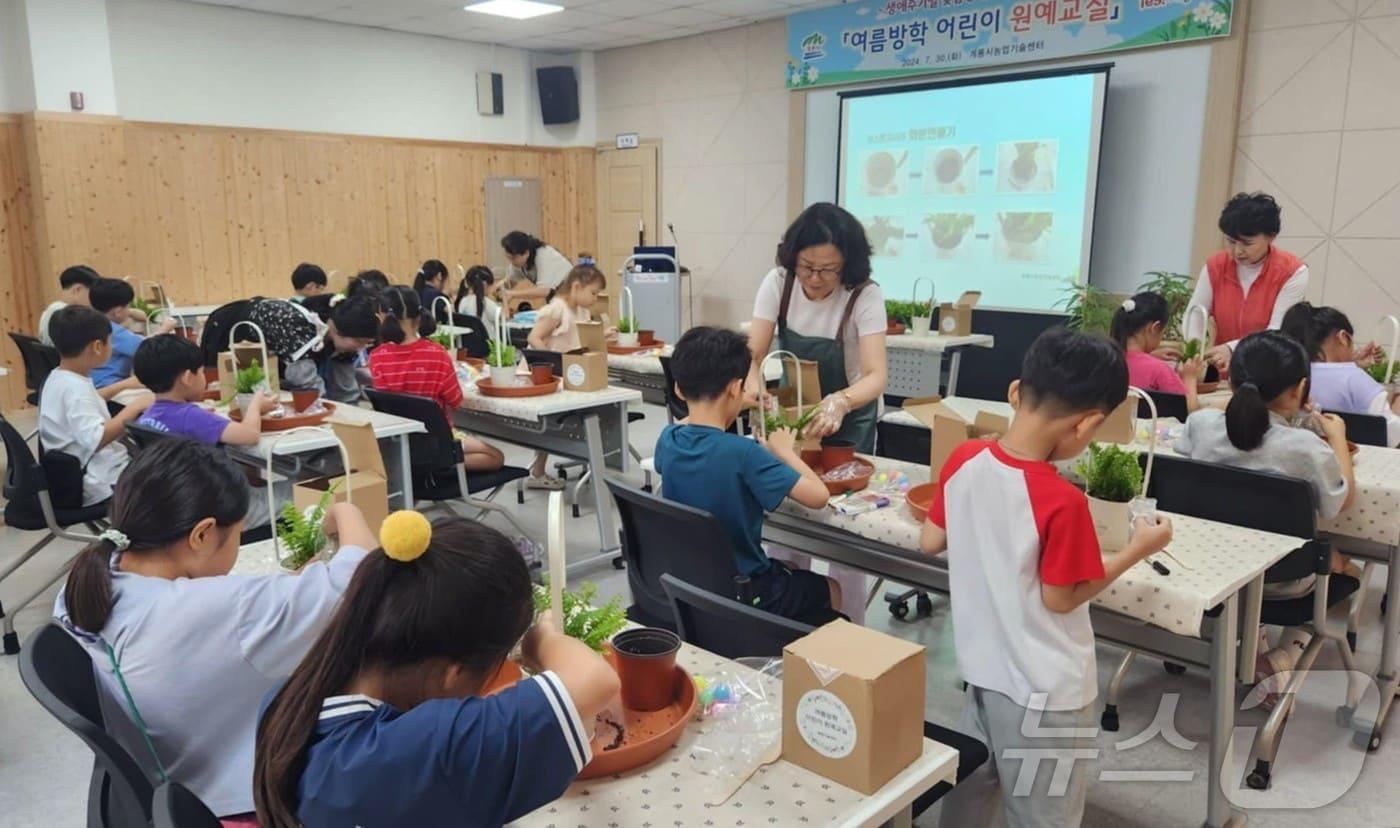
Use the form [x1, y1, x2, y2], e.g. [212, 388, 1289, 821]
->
[254, 512, 618, 828]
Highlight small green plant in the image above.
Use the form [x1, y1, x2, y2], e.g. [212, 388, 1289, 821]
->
[884, 299, 932, 326]
[1137, 272, 1193, 340]
[1076, 443, 1143, 503]
[1367, 349, 1394, 384]
[1181, 338, 1203, 361]
[532, 579, 627, 654]
[275, 482, 339, 570]
[763, 406, 818, 439]
[234, 359, 266, 394]
[487, 338, 517, 369]
[1057, 281, 1117, 335]
[616, 316, 636, 334]
[130, 296, 165, 324]
[430, 329, 454, 350]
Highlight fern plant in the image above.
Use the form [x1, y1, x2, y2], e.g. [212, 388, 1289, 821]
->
[532, 579, 627, 654]
[275, 482, 339, 570]
[1137, 272, 1193, 340]
[234, 359, 266, 394]
[430, 329, 454, 350]
[1367, 349, 1394, 385]
[1076, 443, 1143, 503]
[487, 338, 517, 369]
[763, 406, 818, 439]
[1181, 338, 1203, 361]
[885, 299, 932, 325]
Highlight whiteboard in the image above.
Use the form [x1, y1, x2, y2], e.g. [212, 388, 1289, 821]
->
[805, 44, 1210, 297]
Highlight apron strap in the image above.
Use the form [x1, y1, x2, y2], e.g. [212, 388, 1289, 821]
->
[777, 270, 797, 334]
[835, 281, 871, 345]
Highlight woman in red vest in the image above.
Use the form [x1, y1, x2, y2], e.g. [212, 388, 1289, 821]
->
[1184, 193, 1310, 372]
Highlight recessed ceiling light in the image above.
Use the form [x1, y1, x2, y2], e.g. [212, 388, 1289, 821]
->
[463, 0, 564, 20]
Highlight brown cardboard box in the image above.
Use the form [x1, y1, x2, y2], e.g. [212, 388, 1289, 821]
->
[777, 358, 823, 408]
[782, 620, 926, 795]
[937, 290, 982, 336]
[563, 321, 609, 392]
[293, 421, 390, 535]
[902, 396, 1010, 476]
[217, 343, 281, 403]
[1095, 397, 1135, 444]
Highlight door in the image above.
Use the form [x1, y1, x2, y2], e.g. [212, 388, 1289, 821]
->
[595, 142, 659, 324]
[484, 178, 543, 275]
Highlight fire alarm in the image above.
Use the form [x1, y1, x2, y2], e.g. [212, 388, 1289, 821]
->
[69, 92, 84, 111]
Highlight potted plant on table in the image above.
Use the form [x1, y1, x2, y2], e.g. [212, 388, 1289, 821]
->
[234, 359, 267, 415]
[430, 329, 455, 351]
[615, 316, 639, 348]
[486, 338, 518, 388]
[531, 579, 629, 655]
[1077, 443, 1143, 552]
[274, 483, 338, 571]
[910, 278, 935, 336]
[1057, 281, 1117, 336]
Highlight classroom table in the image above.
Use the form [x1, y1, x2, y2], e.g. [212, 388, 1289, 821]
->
[511, 642, 959, 828]
[166, 303, 221, 328]
[762, 455, 1297, 828]
[606, 346, 671, 405]
[884, 333, 995, 399]
[114, 388, 424, 511]
[455, 380, 642, 572]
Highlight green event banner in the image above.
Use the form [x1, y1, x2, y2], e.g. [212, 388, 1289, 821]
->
[786, 0, 1233, 89]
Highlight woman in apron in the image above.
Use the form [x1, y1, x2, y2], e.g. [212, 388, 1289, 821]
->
[747, 202, 888, 621]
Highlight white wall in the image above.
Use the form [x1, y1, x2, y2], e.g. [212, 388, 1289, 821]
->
[102, 0, 594, 146]
[0, 0, 35, 113]
[804, 46, 1211, 296]
[596, 20, 791, 328]
[22, 0, 121, 114]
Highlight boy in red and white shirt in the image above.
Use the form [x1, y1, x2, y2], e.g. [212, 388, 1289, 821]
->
[921, 328, 1173, 827]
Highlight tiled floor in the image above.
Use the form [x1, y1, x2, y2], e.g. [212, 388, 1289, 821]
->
[0, 403, 1397, 826]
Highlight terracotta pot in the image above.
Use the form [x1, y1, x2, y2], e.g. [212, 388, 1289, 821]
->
[204, 366, 219, 384]
[457, 348, 472, 362]
[820, 439, 855, 470]
[612, 627, 681, 712]
[800, 448, 822, 470]
[291, 390, 320, 413]
[530, 363, 555, 385]
[637, 329, 656, 346]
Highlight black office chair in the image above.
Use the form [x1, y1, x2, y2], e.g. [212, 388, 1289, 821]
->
[20, 623, 156, 828]
[1137, 389, 1189, 422]
[605, 480, 748, 630]
[873, 415, 935, 621]
[1103, 455, 1364, 789]
[446, 312, 490, 358]
[8, 332, 60, 407]
[125, 422, 176, 452]
[0, 414, 107, 655]
[365, 388, 531, 541]
[660, 572, 988, 818]
[1325, 409, 1388, 448]
[152, 781, 221, 828]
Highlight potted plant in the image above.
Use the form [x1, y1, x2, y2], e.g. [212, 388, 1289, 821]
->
[1057, 280, 1118, 336]
[275, 482, 338, 571]
[1367, 349, 1395, 385]
[615, 316, 639, 348]
[430, 329, 455, 351]
[531, 579, 628, 655]
[1076, 443, 1143, 552]
[910, 278, 935, 336]
[486, 338, 518, 387]
[234, 359, 267, 415]
[885, 299, 912, 334]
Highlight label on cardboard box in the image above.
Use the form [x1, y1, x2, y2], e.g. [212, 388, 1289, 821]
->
[797, 690, 857, 758]
[565, 363, 586, 387]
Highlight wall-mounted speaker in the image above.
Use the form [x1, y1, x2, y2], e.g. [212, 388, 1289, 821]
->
[476, 71, 503, 116]
[536, 66, 579, 125]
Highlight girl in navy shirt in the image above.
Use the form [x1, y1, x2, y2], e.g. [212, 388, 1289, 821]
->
[254, 512, 619, 828]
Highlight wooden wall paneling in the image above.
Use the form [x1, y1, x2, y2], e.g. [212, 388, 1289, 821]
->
[231, 133, 293, 300]
[432, 147, 478, 275]
[0, 118, 39, 408]
[353, 140, 391, 285]
[407, 145, 443, 275]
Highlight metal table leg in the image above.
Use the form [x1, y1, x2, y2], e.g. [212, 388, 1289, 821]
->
[946, 349, 963, 397]
[397, 434, 415, 510]
[1239, 575, 1263, 683]
[1353, 545, 1399, 750]
[1207, 592, 1243, 828]
[568, 411, 621, 574]
[882, 805, 913, 828]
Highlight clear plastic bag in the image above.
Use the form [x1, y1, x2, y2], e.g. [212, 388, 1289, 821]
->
[689, 658, 783, 785]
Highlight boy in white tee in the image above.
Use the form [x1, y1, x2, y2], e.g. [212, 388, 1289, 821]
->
[921, 328, 1172, 827]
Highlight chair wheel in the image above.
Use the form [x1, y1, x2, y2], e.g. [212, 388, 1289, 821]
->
[1336, 706, 1354, 728]
[612, 557, 626, 570]
[1101, 705, 1120, 732]
[916, 593, 934, 617]
[2, 631, 18, 656]
[890, 601, 910, 620]
[1164, 661, 1187, 676]
[641, 484, 653, 493]
[1354, 728, 1382, 752]
[1245, 761, 1271, 791]
[571, 504, 580, 519]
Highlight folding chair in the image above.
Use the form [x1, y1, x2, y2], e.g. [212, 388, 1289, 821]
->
[152, 781, 221, 828]
[0, 414, 107, 655]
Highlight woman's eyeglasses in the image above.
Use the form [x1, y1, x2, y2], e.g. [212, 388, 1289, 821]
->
[795, 264, 842, 280]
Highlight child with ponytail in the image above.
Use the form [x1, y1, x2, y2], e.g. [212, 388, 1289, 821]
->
[1176, 330, 1355, 687]
[369, 286, 504, 472]
[1282, 302, 1400, 446]
[55, 439, 374, 823]
[254, 512, 618, 828]
[1109, 291, 1207, 410]
[456, 264, 501, 336]
[413, 259, 450, 323]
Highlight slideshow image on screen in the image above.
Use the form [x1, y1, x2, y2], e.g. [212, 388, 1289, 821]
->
[839, 69, 1107, 313]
